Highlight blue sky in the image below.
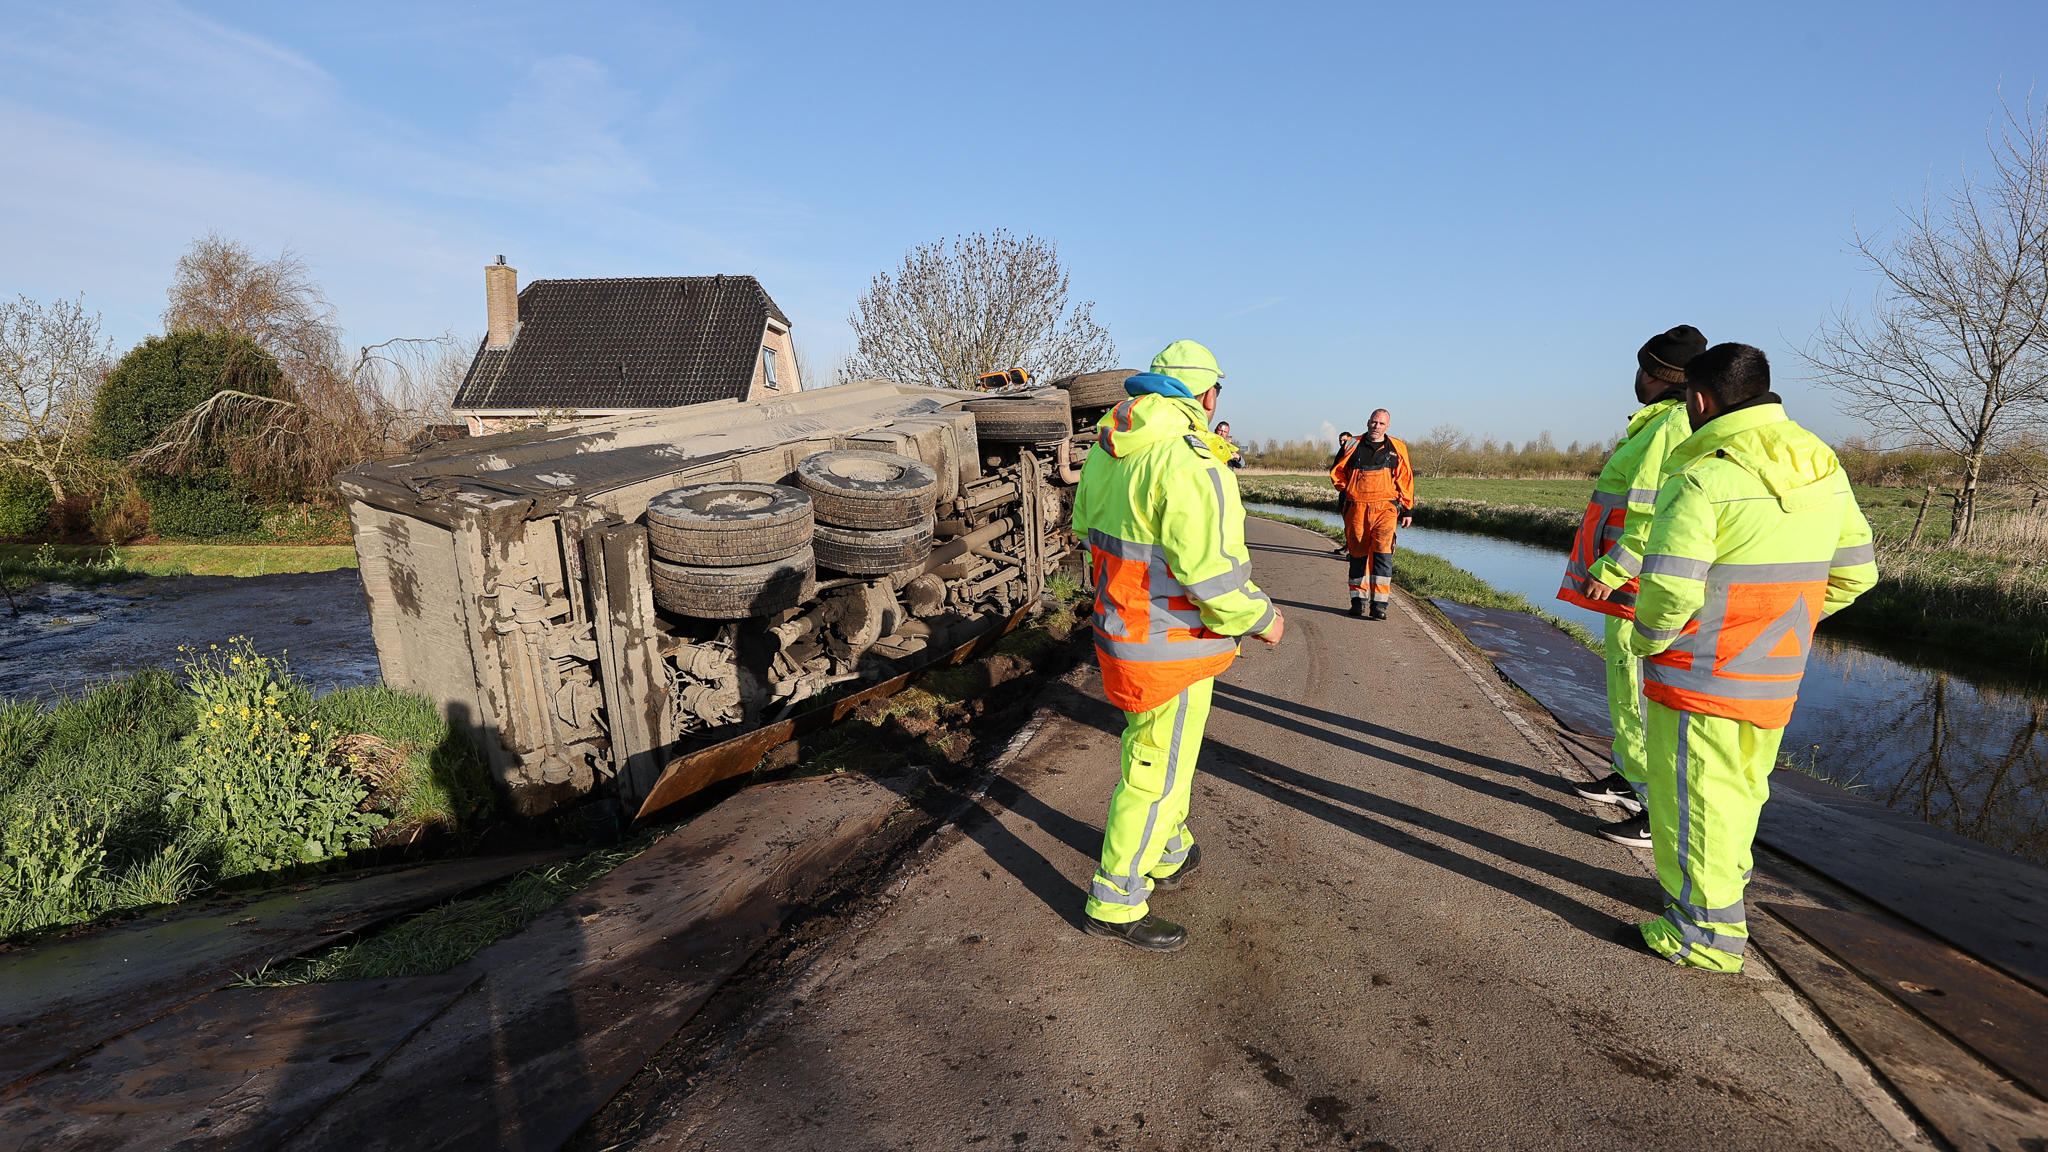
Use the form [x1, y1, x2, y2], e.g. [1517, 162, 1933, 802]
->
[3, 1, 2043, 449]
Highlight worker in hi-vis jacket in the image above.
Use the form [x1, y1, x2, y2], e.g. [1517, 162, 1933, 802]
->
[1329, 409, 1413, 619]
[1556, 325, 1706, 849]
[1618, 343, 1876, 972]
[1072, 340, 1283, 953]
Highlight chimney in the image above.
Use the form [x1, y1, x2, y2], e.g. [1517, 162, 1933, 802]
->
[485, 256, 518, 348]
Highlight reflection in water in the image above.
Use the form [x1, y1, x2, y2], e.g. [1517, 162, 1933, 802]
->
[1245, 503, 2048, 863]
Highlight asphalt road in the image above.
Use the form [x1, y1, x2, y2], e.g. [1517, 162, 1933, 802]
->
[621, 516, 1895, 1151]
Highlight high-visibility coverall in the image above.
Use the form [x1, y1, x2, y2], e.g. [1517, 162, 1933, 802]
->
[1329, 436, 1414, 608]
[1555, 397, 1690, 801]
[1623, 402, 1877, 971]
[1073, 381, 1278, 924]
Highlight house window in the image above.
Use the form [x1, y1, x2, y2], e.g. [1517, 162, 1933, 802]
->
[762, 347, 778, 390]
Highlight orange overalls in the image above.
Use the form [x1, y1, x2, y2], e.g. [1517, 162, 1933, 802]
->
[1329, 435, 1414, 608]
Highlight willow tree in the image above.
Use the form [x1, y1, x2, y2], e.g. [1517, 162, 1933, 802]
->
[842, 231, 1116, 389]
[1805, 98, 2048, 541]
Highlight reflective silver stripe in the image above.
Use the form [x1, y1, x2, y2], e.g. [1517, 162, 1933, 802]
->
[1089, 874, 1147, 906]
[1095, 634, 1239, 662]
[1156, 828, 1190, 867]
[1087, 528, 1154, 561]
[1601, 524, 1627, 543]
[1626, 487, 1661, 506]
[1185, 567, 1252, 600]
[1643, 661, 1800, 700]
[1707, 560, 1832, 583]
[1590, 490, 1629, 508]
[1634, 623, 1685, 642]
[1246, 597, 1278, 637]
[1642, 554, 1711, 580]
[1675, 896, 1746, 924]
[1662, 902, 1749, 955]
[1673, 712, 1696, 963]
[1602, 546, 1643, 577]
[1831, 542, 1876, 567]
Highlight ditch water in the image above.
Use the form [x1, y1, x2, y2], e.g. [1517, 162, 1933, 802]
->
[1245, 503, 2048, 865]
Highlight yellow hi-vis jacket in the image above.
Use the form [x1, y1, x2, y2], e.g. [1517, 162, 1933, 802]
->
[1557, 397, 1688, 619]
[1624, 403, 1878, 728]
[1073, 393, 1278, 713]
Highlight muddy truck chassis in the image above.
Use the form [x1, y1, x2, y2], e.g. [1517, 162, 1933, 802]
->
[338, 374, 1129, 819]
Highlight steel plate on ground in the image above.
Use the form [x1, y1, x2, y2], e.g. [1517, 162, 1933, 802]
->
[0, 849, 573, 1090]
[1764, 902, 2048, 1100]
[277, 770, 919, 1152]
[1428, 599, 1611, 736]
[0, 972, 478, 1152]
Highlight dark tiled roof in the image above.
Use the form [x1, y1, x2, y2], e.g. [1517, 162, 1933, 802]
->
[452, 275, 787, 411]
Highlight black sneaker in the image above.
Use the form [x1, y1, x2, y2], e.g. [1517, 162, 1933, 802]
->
[1574, 771, 1645, 814]
[1347, 601, 1365, 618]
[1597, 812, 1653, 848]
[1083, 913, 1189, 952]
[1150, 843, 1202, 891]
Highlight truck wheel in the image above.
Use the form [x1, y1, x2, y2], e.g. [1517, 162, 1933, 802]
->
[797, 450, 939, 530]
[645, 482, 813, 566]
[650, 548, 815, 619]
[1050, 369, 1137, 410]
[961, 395, 1073, 443]
[813, 522, 933, 575]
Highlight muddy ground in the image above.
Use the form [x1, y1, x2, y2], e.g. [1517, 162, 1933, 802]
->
[0, 569, 378, 700]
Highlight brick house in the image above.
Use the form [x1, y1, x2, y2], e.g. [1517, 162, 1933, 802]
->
[450, 260, 804, 435]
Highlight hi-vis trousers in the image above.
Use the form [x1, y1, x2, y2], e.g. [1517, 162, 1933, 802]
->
[1345, 502, 1397, 606]
[1605, 614, 1649, 801]
[1085, 678, 1211, 924]
[1637, 701, 1783, 972]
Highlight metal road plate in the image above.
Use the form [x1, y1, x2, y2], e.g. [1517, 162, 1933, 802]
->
[1428, 599, 1611, 737]
[1763, 902, 2048, 1100]
[0, 972, 478, 1152]
[0, 849, 573, 1090]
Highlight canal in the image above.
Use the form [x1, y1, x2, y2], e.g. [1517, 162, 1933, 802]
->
[1246, 503, 2048, 865]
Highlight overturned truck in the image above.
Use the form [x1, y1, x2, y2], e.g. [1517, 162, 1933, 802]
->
[338, 374, 1130, 819]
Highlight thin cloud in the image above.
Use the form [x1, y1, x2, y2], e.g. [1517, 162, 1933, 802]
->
[1224, 296, 1286, 319]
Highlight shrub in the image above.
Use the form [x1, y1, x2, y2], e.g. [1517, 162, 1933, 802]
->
[168, 640, 385, 874]
[90, 330, 286, 461]
[140, 470, 260, 540]
[0, 471, 52, 537]
[88, 481, 150, 543]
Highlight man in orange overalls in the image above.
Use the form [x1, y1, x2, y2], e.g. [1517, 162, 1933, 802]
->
[1329, 408, 1414, 619]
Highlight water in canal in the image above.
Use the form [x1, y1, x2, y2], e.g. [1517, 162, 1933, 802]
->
[1245, 503, 2048, 865]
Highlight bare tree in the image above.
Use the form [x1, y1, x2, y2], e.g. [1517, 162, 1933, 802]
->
[1805, 97, 2048, 541]
[843, 231, 1116, 389]
[164, 231, 338, 372]
[0, 295, 114, 500]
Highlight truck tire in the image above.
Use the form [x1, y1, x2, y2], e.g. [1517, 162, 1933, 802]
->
[961, 395, 1072, 443]
[1050, 369, 1137, 410]
[645, 482, 813, 567]
[797, 450, 938, 530]
[813, 522, 933, 575]
[650, 548, 815, 619]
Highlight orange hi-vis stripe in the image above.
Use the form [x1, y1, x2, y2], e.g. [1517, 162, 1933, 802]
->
[1088, 528, 1239, 713]
[1635, 556, 1831, 728]
[1558, 489, 1642, 619]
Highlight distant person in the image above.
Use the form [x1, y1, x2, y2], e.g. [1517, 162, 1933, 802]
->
[1328, 410, 1412, 619]
[1072, 340, 1283, 953]
[1329, 431, 1357, 552]
[1212, 421, 1245, 469]
[1556, 324, 1705, 848]
[1618, 343, 1876, 973]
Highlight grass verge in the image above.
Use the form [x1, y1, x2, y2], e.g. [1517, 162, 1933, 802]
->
[1246, 510, 1602, 652]
[0, 542, 359, 580]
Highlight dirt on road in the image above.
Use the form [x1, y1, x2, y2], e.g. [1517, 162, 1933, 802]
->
[576, 516, 1900, 1152]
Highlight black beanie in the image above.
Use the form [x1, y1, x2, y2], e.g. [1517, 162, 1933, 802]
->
[1638, 325, 1708, 385]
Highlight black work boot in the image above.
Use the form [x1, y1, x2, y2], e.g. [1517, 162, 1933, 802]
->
[1084, 913, 1189, 952]
[1368, 601, 1388, 621]
[1150, 843, 1203, 891]
[1347, 600, 1365, 618]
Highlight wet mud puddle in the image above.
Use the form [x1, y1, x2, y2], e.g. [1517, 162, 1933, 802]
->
[0, 568, 379, 700]
[1246, 503, 2048, 865]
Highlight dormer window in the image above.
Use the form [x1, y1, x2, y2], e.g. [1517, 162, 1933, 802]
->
[762, 347, 778, 390]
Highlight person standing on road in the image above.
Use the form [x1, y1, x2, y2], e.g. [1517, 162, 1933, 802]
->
[1072, 340, 1284, 953]
[1213, 421, 1246, 469]
[1620, 343, 1876, 972]
[1328, 410, 1413, 619]
[1557, 325, 1707, 848]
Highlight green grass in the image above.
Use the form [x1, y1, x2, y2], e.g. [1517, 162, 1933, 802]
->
[1246, 509, 1602, 652]
[0, 542, 358, 580]
[233, 838, 650, 985]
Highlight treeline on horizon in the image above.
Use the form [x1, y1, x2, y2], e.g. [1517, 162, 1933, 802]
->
[1239, 429, 2048, 489]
